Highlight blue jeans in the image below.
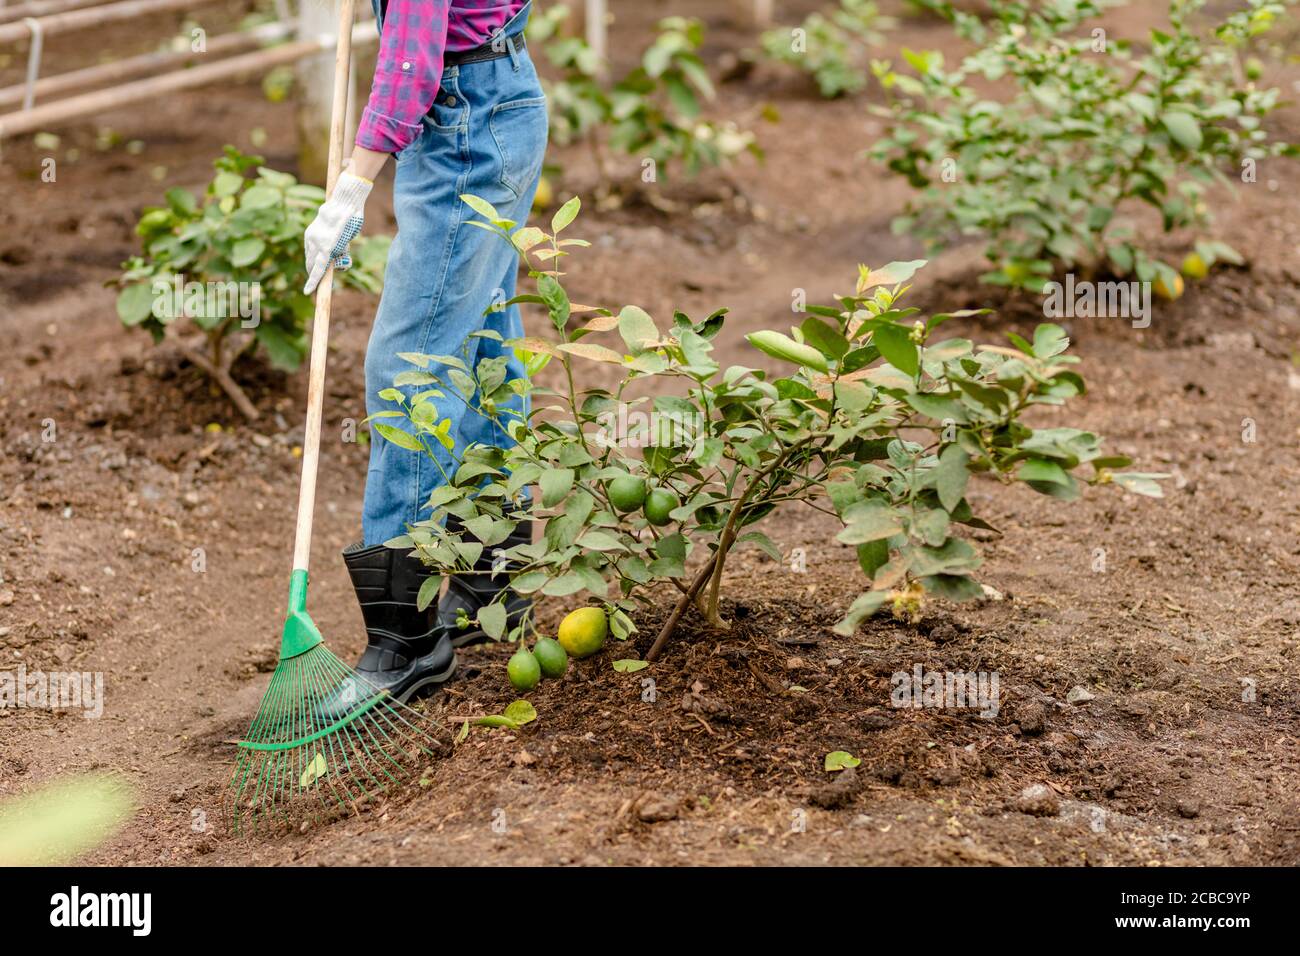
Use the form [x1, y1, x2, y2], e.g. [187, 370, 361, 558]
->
[362, 9, 546, 546]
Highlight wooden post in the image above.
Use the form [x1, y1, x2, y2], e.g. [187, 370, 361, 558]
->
[574, 0, 607, 78]
[295, 0, 345, 185]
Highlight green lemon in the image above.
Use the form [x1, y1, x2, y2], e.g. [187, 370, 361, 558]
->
[557, 607, 607, 659]
[532, 637, 569, 679]
[643, 488, 679, 527]
[607, 475, 648, 512]
[1181, 253, 1208, 281]
[507, 647, 541, 691]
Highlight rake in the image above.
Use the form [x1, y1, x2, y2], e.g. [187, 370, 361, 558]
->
[227, 0, 447, 833]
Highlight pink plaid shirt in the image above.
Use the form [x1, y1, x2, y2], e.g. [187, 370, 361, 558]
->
[356, 1, 527, 154]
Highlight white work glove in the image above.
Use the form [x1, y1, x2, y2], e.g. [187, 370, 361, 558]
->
[303, 168, 373, 295]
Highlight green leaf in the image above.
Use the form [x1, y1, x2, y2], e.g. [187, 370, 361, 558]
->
[736, 530, 782, 562]
[229, 237, 265, 268]
[612, 659, 650, 673]
[824, 751, 861, 772]
[860, 259, 926, 290]
[373, 422, 424, 452]
[872, 323, 918, 377]
[540, 468, 575, 507]
[255, 322, 305, 371]
[799, 316, 850, 360]
[617, 305, 659, 353]
[460, 193, 501, 221]
[542, 572, 588, 597]
[856, 539, 890, 579]
[934, 445, 970, 512]
[551, 196, 580, 233]
[1161, 112, 1202, 150]
[211, 170, 245, 198]
[299, 752, 328, 787]
[477, 602, 507, 640]
[837, 501, 903, 544]
[537, 273, 571, 330]
[1019, 458, 1071, 485]
[833, 590, 889, 636]
[416, 575, 440, 612]
[116, 283, 155, 326]
[502, 699, 537, 725]
[1109, 472, 1167, 498]
[239, 184, 280, 210]
[920, 573, 984, 601]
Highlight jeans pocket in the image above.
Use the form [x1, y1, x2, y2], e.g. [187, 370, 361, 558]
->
[489, 95, 548, 199]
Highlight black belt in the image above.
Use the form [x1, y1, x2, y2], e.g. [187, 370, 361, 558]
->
[445, 34, 526, 67]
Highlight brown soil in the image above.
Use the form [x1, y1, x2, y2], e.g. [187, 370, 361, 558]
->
[2, 1, 1299, 866]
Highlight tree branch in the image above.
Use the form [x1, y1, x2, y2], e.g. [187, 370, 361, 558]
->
[175, 342, 260, 421]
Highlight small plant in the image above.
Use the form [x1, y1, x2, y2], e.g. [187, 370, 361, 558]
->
[761, 0, 893, 98]
[871, 0, 1296, 291]
[529, 8, 759, 183]
[115, 146, 388, 418]
[374, 193, 1162, 664]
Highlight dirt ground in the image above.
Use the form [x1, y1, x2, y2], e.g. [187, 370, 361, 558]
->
[2, 1, 1299, 866]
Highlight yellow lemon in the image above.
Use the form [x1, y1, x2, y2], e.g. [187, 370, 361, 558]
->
[557, 607, 607, 659]
[533, 175, 554, 211]
[1154, 273, 1185, 301]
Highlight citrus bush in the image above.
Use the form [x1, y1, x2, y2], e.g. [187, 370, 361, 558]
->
[528, 7, 759, 183]
[871, 0, 1296, 291]
[760, 0, 893, 98]
[378, 194, 1163, 661]
[114, 146, 388, 418]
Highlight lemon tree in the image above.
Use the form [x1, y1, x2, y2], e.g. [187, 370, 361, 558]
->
[379, 194, 1164, 662]
[872, 0, 1296, 291]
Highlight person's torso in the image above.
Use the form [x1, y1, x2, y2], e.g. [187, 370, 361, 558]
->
[375, 0, 529, 51]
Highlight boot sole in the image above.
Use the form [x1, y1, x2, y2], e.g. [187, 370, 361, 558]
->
[395, 653, 459, 705]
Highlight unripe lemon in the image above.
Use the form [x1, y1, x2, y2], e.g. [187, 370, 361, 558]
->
[607, 475, 648, 512]
[643, 488, 679, 527]
[532, 637, 569, 678]
[1181, 253, 1208, 280]
[507, 647, 541, 691]
[557, 607, 607, 659]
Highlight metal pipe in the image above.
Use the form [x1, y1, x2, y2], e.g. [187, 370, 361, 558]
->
[0, 0, 225, 46]
[0, 19, 296, 109]
[0, 0, 115, 27]
[0, 20, 376, 137]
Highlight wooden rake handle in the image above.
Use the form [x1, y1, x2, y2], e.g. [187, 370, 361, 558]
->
[291, 0, 356, 574]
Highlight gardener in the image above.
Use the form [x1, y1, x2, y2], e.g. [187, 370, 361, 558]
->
[302, 0, 545, 705]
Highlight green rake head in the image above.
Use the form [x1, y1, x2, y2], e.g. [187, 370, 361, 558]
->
[226, 571, 450, 833]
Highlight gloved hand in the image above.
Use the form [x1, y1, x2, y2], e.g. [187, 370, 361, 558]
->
[303, 167, 373, 295]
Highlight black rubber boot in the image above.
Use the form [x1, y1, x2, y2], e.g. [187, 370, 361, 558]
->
[316, 542, 457, 720]
[436, 512, 534, 647]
